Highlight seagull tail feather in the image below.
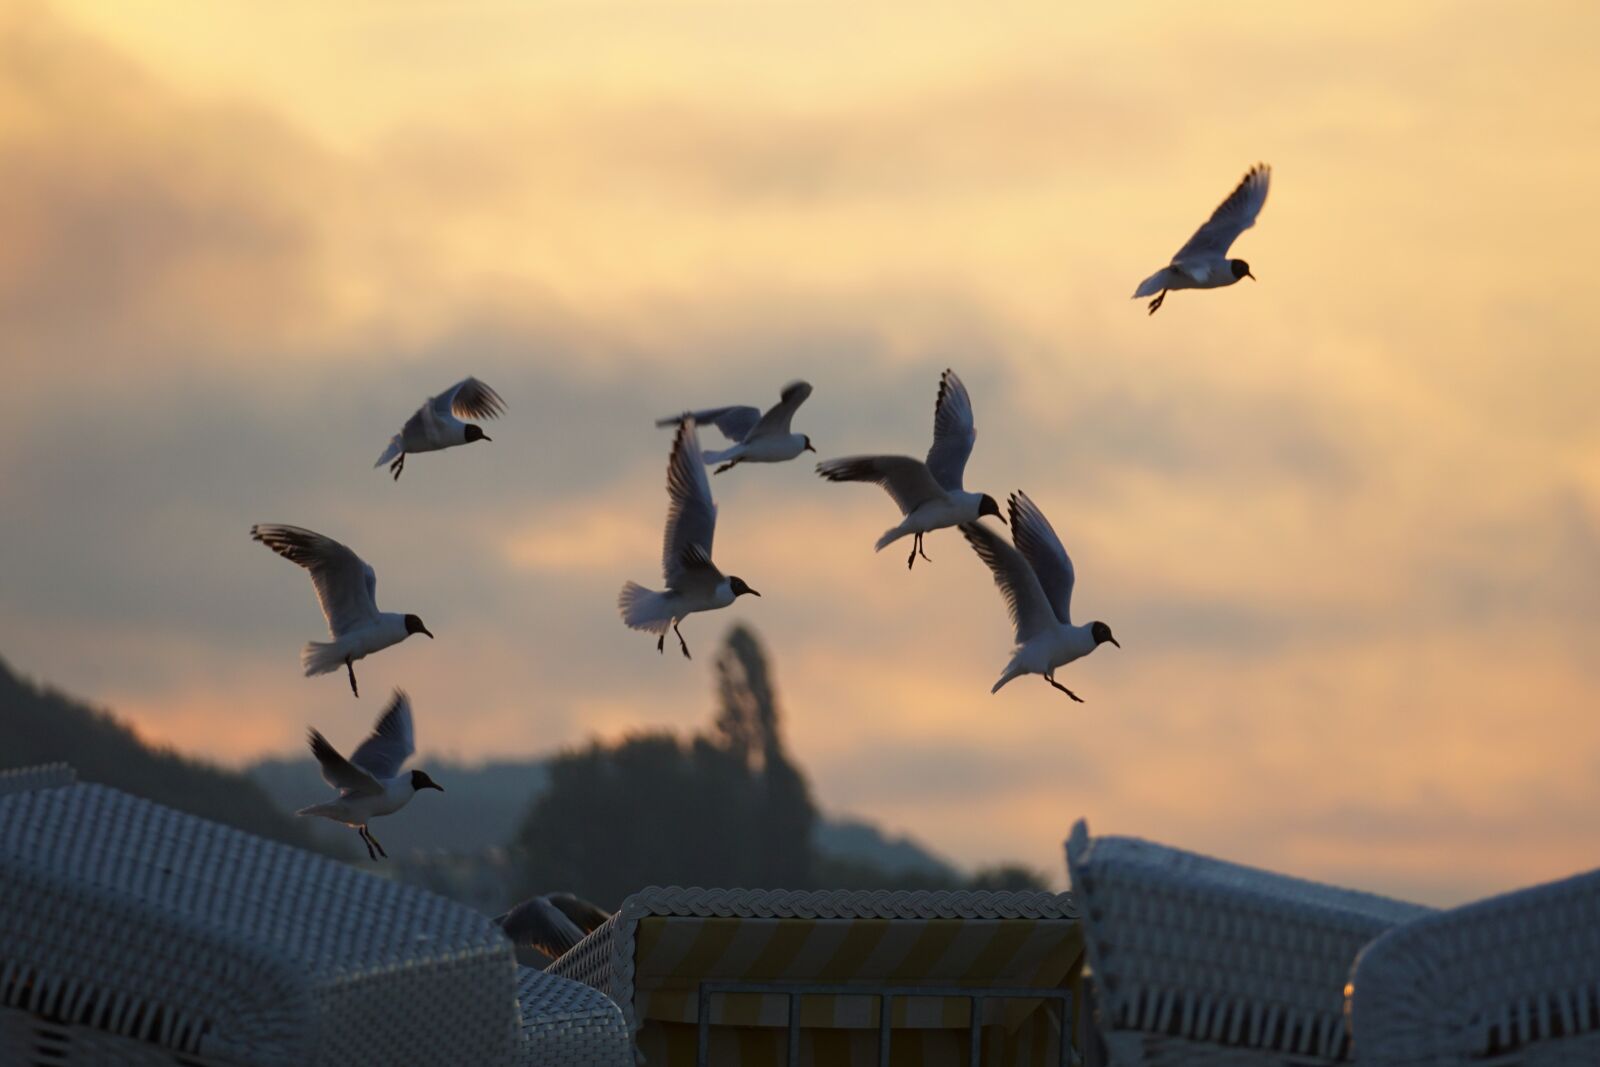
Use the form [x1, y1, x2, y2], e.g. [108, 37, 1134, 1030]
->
[295, 801, 340, 819]
[301, 641, 345, 677]
[700, 445, 735, 465]
[873, 526, 910, 551]
[374, 436, 402, 468]
[618, 582, 673, 634]
[990, 664, 1026, 694]
[1132, 269, 1170, 298]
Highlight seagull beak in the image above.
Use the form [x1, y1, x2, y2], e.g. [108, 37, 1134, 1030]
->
[803, 442, 816, 453]
[747, 588, 762, 597]
[1109, 637, 1121, 648]
[1245, 270, 1256, 282]
[481, 434, 493, 442]
[429, 782, 445, 791]
[421, 626, 435, 639]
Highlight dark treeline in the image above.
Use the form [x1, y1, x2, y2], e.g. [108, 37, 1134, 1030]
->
[0, 657, 343, 857]
[512, 626, 1047, 909]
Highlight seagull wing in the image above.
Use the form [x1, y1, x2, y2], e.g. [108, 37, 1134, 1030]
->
[749, 379, 813, 439]
[547, 893, 612, 933]
[432, 377, 506, 421]
[496, 896, 587, 958]
[307, 729, 382, 797]
[349, 689, 416, 780]
[960, 522, 1059, 643]
[662, 419, 719, 584]
[925, 369, 976, 493]
[816, 455, 945, 516]
[251, 524, 380, 637]
[654, 405, 761, 444]
[1008, 491, 1076, 625]
[1172, 163, 1271, 264]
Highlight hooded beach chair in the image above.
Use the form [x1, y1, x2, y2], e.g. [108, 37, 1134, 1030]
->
[546, 885, 1085, 1066]
[1347, 865, 1600, 1065]
[1066, 819, 1433, 1066]
[0, 764, 521, 1066]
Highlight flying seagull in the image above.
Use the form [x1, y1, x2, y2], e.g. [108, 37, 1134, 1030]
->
[817, 368, 1002, 569]
[376, 377, 505, 480]
[1133, 163, 1271, 314]
[618, 418, 759, 658]
[655, 379, 816, 474]
[296, 689, 443, 860]
[494, 893, 611, 961]
[960, 491, 1118, 701]
[251, 523, 433, 697]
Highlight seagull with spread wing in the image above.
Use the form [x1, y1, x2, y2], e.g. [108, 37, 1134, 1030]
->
[494, 893, 611, 963]
[816, 368, 1003, 569]
[297, 690, 443, 860]
[251, 523, 433, 697]
[376, 376, 505, 480]
[960, 492, 1119, 701]
[618, 418, 760, 658]
[1134, 163, 1271, 314]
[656, 379, 816, 474]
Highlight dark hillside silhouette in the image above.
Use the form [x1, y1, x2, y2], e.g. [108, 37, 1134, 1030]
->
[0, 656, 341, 857]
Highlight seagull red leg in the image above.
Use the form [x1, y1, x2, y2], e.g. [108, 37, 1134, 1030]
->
[345, 657, 359, 698]
[673, 620, 691, 660]
[1044, 673, 1085, 703]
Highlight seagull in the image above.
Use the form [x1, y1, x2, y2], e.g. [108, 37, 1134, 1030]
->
[296, 689, 443, 860]
[618, 418, 759, 659]
[655, 380, 816, 474]
[1133, 163, 1271, 314]
[251, 524, 432, 697]
[494, 893, 611, 961]
[375, 377, 505, 480]
[960, 491, 1119, 701]
[816, 368, 1002, 569]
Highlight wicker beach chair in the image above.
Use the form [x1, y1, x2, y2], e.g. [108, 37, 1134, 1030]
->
[514, 965, 634, 1066]
[1065, 819, 1433, 1066]
[1347, 866, 1600, 1066]
[0, 766, 518, 1066]
[547, 885, 1084, 1066]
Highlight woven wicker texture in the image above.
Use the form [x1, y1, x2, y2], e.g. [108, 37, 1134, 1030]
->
[0, 777, 518, 1067]
[514, 965, 632, 1066]
[1066, 820, 1433, 1065]
[1348, 866, 1600, 1066]
[545, 885, 1079, 1067]
[0, 763, 75, 796]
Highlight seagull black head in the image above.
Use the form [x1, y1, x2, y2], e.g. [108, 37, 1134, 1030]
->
[404, 613, 434, 639]
[1090, 621, 1120, 648]
[728, 576, 761, 598]
[802, 435, 816, 454]
[979, 494, 1006, 524]
[410, 769, 444, 792]
[464, 424, 492, 443]
[1231, 259, 1255, 281]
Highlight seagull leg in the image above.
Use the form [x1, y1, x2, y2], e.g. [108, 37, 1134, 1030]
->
[1044, 673, 1085, 703]
[367, 827, 388, 859]
[390, 453, 406, 480]
[358, 827, 377, 861]
[713, 459, 741, 475]
[656, 632, 666, 654]
[673, 619, 691, 660]
[907, 534, 919, 570]
[1147, 290, 1166, 315]
[917, 534, 933, 563]
[345, 657, 359, 698]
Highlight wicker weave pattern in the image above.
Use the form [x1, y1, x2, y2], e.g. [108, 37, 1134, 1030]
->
[0, 779, 518, 1067]
[1348, 867, 1600, 1066]
[546, 885, 1077, 1040]
[514, 966, 632, 1066]
[1066, 820, 1432, 1065]
[0, 763, 75, 796]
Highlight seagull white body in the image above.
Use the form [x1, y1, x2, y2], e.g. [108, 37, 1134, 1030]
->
[618, 418, 760, 658]
[250, 524, 432, 697]
[375, 376, 505, 479]
[1134, 163, 1271, 314]
[817, 368, 1002, 568]
[297, 690, 444, 859]
[961, 492, 1119, 701]
[657, 380, 816, 473]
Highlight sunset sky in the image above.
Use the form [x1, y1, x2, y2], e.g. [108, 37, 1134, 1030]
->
[4, 1, 1599, 904]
